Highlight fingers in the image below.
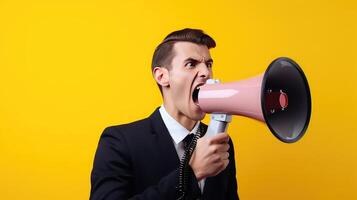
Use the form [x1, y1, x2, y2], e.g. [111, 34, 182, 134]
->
[217, 154, 229, 172]
[209, 142, 230, 153]
[213, 151, 229, 161]
[222, 152, 229, 160]
[222, 159, 229, 170]
[218, 143, 230, 152]
[210, 132, 229, 144]
[209, 158, 229, 177]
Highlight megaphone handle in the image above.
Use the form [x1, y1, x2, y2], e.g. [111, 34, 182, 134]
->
[206, 113, 232, 137]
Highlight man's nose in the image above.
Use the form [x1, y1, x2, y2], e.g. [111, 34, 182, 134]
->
[197, 63, 210, 78]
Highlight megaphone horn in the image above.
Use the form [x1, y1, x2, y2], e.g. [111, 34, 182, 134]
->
[195, 57, 311, 143]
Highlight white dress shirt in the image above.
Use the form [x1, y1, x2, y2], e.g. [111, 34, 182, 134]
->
[159, 105, 205, 193]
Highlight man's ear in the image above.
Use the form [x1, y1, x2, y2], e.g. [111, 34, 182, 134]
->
[153, 66, 170, 87]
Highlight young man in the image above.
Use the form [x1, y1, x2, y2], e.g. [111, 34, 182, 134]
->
[90, 28, 239, 200]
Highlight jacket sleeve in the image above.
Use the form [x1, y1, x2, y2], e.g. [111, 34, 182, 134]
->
[227, 138, 239, 200]
[90, 127, 201, 200]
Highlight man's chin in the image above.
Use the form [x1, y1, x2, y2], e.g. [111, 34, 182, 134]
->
[186, 103, 206, 121]
[189, 111, 206, 121]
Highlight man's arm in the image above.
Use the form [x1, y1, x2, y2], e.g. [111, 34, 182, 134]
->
[90, 127, 201, 200]
[227, 138, 239, 200]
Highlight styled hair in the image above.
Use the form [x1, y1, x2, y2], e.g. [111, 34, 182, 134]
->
[151, 28, 216, 93]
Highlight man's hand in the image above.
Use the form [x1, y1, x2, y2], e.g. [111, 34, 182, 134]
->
[189, 132, 230, 181]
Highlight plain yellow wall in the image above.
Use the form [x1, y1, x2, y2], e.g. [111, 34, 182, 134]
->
[1, 0, 356, 199]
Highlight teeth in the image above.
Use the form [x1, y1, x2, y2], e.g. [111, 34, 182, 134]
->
[196, 83, 205, 90]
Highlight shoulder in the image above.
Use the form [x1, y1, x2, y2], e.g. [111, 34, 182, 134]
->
[101, 117, 152, 140]
[102, 108, 162, 138]
[97, 108, 164, 152]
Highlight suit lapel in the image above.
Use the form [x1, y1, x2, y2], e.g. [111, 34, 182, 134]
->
[149, 108, 180, 171]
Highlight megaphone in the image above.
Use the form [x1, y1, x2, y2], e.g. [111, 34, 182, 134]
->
[194, 57, 311, 143]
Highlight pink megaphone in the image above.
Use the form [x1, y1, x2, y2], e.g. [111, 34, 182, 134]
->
[194, 57, 311, 143]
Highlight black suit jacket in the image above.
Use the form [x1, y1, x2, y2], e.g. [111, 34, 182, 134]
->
[90, 108, 239, 200]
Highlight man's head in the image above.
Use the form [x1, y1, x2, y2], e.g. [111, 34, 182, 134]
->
[152, 28, 216, 125]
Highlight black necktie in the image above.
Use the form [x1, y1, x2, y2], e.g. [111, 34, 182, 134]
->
[178, 128, 204, 200]
[183, 123, 206, 151]
[182, 133, 194, 151]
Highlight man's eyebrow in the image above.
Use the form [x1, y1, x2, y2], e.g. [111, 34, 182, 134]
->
[206, 58, 213, 63]
[184, 57, 214, 63]
[184, 57, 200, 63]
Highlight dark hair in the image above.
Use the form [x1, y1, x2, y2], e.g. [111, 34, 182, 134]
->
[151, 28, 216, 93]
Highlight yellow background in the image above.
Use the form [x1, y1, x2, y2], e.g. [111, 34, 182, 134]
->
[1, 0, 356, 199]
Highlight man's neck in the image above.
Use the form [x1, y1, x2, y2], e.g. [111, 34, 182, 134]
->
[162, 103, 197, 131]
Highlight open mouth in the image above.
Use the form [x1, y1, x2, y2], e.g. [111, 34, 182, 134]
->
[192, 85, 201, 105]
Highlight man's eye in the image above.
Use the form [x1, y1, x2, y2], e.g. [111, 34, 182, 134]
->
[207, 62, 213, 68]
[185, 62, 196, 68]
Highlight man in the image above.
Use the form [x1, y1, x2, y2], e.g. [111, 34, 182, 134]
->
[90, 28, 239, 200]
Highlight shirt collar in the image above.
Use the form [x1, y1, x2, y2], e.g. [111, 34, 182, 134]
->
[159, 105, 200, 145]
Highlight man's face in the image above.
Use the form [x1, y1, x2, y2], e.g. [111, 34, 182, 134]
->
[166, 42, 213, 121]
